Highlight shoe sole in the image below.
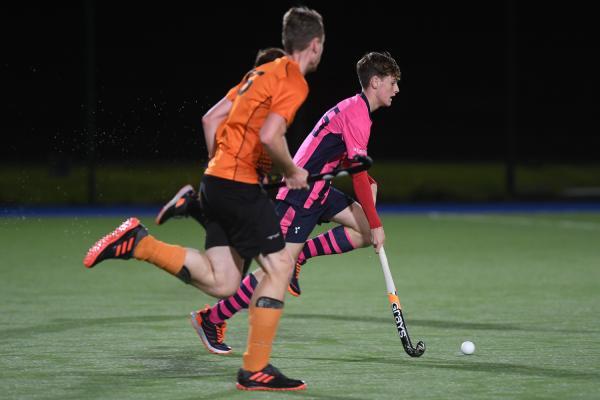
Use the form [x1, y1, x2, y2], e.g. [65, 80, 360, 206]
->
[189, 312, 232, 355]
[236, 383, 307, 391]
[83, 217, 140, 268]
[155, 184, 194, 225]
[287, 286, 301, 297]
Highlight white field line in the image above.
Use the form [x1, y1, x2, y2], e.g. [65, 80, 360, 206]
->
[427, 213, 600, 232]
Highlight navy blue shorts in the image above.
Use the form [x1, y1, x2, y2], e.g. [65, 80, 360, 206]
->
[275, 187, 355, 243]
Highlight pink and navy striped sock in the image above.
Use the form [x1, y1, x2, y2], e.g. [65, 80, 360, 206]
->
[297, 225, 356, 264]
[208, 273, 258, 324]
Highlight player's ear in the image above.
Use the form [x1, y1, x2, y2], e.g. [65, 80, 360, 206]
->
[370, 75, 381, 90]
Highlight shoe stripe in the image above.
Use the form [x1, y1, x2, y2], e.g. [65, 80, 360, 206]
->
[250, 372, 264, 380]
[115, 244, 121, 257]
[176, 198, 186, 208]
[83, 217, 141, 268]
[120, 241, 127, 256]
[127, 237, 135, 252]
[263, 375, 275, 383]
[256, 374, 272, 383]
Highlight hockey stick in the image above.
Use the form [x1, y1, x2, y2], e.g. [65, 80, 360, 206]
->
[378, 246, 426, 357]
[261, 155, 373, 189]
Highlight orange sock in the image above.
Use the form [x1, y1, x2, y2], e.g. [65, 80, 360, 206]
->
[242, 305, 283, 372]
[133, 235, 186, 276]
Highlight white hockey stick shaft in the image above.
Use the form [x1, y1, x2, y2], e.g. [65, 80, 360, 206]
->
[379, 246, 399, 300]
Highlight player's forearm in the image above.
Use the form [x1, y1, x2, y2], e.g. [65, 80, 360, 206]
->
[259, 113, 296, 175]
[261, 133, 296, 175]
[353, 171, 382, 228]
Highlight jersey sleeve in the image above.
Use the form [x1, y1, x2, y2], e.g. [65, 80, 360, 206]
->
[352, 171, 382, 228]
[341, 110, 370, 159]
[270, 77, 308, 126]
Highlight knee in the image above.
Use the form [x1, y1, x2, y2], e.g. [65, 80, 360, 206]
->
[273, 257, 294, 279]
[265, 251, 294, 280]
[190, 274, 239, 298]
[207, 281, 239, 298]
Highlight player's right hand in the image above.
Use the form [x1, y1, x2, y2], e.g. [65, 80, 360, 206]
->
[371, 226, 385, 253]
[284, 167, 309, 190]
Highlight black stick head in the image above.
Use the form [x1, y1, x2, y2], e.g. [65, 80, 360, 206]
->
[407, 341, 426, 358]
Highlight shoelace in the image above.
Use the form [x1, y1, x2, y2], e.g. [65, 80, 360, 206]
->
[215, 322, 227, 344]
[294, 263, 302, 279]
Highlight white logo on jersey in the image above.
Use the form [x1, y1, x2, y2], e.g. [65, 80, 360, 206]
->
[266, 232, 281, 240]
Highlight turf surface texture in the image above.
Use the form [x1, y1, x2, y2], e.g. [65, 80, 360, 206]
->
[1, 212, 599, 399]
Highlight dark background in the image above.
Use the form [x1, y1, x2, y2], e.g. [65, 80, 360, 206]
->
[1, 1, 598, 203]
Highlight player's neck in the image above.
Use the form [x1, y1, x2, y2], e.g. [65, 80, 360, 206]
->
[363, 90, 381, 112]
[288, 51, 313, 76]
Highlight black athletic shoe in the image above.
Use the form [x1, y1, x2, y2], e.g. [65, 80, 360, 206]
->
[155, 184, 196, 225]
[83, 217, 148, 268]
[236, 364, 306, 391]
[287, 260, 304, 297]
[189, 306, 232, 355]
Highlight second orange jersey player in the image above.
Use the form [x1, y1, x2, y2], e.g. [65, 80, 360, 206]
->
[83, 6, 325, 392]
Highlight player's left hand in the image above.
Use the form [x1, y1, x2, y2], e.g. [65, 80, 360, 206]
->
[371, 226, 385, 253]
[285, 166, 309, 190]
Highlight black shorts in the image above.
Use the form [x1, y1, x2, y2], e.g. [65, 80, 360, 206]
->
[275, 187, 355, 243]
[200, 175, 285, 260]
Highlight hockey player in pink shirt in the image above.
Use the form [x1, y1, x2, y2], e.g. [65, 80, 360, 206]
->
[158, 51, 401, 354]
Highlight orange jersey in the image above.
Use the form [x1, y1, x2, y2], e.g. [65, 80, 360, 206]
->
[205, 57, 308, 184]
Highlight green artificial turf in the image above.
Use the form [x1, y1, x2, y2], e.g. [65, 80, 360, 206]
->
[1, 213, 599, 399]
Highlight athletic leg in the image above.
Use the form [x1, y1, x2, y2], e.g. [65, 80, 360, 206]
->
[237, 247, 306, 390]
[183, 246, 244, 298]
[83, 218, 244, 298]
[190, 270, 258, 355]
[289, 188, 371, 296]
[236, 192, 306, 390]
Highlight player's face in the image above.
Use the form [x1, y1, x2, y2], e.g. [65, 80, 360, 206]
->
[376, 75, 400, 107]
[307, 36, 325, 72]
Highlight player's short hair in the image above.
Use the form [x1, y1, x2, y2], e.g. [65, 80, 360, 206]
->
[282, 7, 324, 53]
[254, 47, 286, 67]
[356, 52, 401, 89]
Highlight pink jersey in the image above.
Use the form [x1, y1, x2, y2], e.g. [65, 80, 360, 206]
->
[277, 93, 372, 208]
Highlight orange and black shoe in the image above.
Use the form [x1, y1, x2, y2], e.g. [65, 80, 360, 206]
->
[155, 184, 197, 225]
[83, 217, 148, 268]
[237, 364, 306, 391]
[189, 306, 232, 355]
[287, 260, 305, 297]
